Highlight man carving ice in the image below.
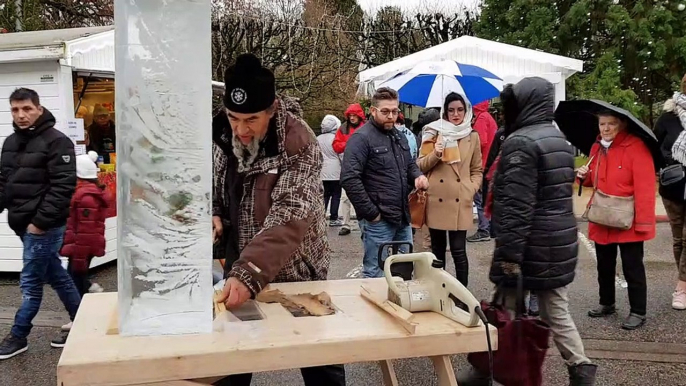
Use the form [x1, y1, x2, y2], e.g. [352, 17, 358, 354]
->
[213, 54, 345, 386]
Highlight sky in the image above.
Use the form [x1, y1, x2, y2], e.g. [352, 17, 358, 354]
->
[357, 0, 481, 13]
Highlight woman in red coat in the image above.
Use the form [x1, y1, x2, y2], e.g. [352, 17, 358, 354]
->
[577, 111, 656, 330]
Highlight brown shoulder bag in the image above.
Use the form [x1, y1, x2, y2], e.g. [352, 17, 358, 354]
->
[582, 153, 635, 230]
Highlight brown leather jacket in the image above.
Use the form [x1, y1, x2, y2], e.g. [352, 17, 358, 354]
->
[212, 98, 330, 295]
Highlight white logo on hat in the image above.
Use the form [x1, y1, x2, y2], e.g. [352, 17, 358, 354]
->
[62, 155, 71, 163]
[231, 88, 247, 105]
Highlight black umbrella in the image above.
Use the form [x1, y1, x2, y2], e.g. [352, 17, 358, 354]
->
[554, 99, 663, 169]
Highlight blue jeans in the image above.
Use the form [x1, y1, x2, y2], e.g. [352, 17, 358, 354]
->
[11, 226, 81, 339]
[359, 219, 413, 278]
[473, 190, 490, 233]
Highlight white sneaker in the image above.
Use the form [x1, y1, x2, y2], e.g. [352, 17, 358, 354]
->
[61, 322, 73, 332]
[672, 290, 686, 310]
[88, 283, 104, 293]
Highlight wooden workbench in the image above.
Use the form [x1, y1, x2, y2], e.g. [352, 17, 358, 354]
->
[57, 278, 497, 386]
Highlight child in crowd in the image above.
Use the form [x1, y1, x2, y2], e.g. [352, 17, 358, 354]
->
[53, 151, 109, 346]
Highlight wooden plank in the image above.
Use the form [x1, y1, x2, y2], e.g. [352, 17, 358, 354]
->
[133, 378, 224, 386]
[379, 360, 399, 386]
[57, 279, 497, 386]
[132, 380, 210, 386]
[0, 307, 68, 328]
[430, 355, 458, 386]
[360, 285, 416, 334]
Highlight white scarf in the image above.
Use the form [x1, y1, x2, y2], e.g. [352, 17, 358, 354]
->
[669, 93, 686, 166]
[422, 118, 473, 164]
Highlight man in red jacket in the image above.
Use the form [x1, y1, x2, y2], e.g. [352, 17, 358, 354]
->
[468, 101, 498, 243]
[333, 103, 366, 236]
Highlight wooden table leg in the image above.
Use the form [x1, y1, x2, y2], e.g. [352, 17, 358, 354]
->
[379, 360, 399, 386]
[430, 355, 458, 386]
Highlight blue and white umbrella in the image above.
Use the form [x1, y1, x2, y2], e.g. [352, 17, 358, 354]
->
[379, 60, 504, 108]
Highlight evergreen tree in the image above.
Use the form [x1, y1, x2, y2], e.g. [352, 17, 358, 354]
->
[477, 0, 686, 125]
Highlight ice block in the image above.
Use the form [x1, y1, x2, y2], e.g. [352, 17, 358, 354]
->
[114, 0, 213, 336]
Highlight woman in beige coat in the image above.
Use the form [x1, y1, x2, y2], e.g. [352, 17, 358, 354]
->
[417, 92, 483, 286]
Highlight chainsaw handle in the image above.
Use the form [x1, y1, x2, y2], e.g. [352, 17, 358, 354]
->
[384, 252, 433, 295]
[377, 241, 413, 270]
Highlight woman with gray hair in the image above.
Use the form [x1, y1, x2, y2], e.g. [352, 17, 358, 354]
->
[318, 114, 344, 227]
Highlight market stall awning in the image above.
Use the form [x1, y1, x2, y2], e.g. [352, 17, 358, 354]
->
[358, 36, 583, 92]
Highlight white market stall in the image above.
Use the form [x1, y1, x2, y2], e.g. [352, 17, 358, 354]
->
[0, 27, 117, 273]
[0, 26, 225, 272]
[358, 36, 584, 111]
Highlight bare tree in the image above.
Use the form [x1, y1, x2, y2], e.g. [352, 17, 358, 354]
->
[0, 0, 113, 31]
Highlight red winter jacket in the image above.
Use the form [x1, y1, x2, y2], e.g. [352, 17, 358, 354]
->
[472, 101, 497, 168]
[60, 180, 109, 273]
[581, 131, 656, 245]
[332, 103, 366, 154]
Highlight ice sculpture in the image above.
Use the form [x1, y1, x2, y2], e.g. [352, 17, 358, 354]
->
[115, 0, 213, 336]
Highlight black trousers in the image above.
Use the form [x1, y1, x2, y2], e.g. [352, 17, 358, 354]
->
[429, 229, 468, 286]
[214, 364, 346, 386]
[67, 261, 92, 297]
[323, 180, 342, 221]
[595, 242, 647, 316]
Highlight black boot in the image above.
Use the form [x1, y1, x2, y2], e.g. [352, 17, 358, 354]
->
[456, 367, 504, 386]
[587, 304, 616, 318]
[568, 364, 598, 386]
[621, 313, 646, 330]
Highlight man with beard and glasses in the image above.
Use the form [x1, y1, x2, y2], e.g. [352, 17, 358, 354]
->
[341, 87, 429, 279]
[211, 54, 345, 386]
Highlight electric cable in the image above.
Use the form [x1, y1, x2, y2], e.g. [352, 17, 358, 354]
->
[474, 305, 494, 386]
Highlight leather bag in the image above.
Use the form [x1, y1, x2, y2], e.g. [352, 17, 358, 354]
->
[408, 189, 427, 229]
[468, 275, 551, 386]
[582, 154, 635, 230]
[659, 163, 685, 186]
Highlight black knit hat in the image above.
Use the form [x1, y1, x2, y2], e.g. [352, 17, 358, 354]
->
[223, 54, 276, 113]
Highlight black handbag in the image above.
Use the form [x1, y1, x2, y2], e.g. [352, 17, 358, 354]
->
[660, 164, 685, 186]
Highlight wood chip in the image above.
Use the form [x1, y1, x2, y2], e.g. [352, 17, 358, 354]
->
[256, 289, 336, 317]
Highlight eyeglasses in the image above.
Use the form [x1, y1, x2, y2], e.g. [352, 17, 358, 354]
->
[375, 108, 401, 117]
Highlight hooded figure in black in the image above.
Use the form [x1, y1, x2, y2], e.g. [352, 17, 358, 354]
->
[459, 78, 598, 386]
[489, 78, 579, 290]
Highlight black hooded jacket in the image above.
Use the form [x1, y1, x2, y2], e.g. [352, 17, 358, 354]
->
[489, 78, 579, 291]
[0, 109, 76, 235]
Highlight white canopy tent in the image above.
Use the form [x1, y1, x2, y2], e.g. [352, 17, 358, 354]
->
[358, 36, 583, 106]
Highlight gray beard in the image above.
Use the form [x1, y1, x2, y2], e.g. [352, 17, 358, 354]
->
[232, 135, 261, 173]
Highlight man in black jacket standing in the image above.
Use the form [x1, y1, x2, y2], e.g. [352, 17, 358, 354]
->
[0, 88, 80, 360]
[341, 87, 428, 278]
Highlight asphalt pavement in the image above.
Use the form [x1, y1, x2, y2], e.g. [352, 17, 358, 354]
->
[1, 222, 685, 386]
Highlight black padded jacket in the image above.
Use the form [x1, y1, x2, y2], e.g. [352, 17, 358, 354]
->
[0, 109, 76, 236]
[489, 78, 579, 291]
[341, 120, 423, 227]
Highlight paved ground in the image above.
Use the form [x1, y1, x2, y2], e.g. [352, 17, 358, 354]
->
[1, 222, 685, 386]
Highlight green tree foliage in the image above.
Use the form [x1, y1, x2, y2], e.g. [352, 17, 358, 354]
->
[477, 0, 686, 125]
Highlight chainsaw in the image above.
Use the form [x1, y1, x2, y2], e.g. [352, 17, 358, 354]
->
[378, 242, 482, 327]
[377, 242, 494, 385]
